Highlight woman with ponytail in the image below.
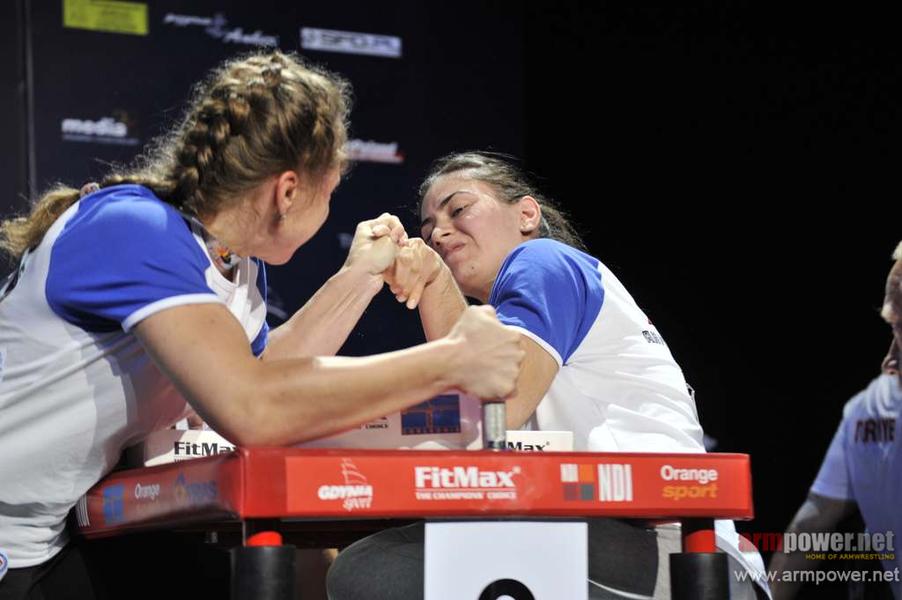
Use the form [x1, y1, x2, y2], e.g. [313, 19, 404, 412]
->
[328, 152, 770, 599]
[0, 57, 523, 599]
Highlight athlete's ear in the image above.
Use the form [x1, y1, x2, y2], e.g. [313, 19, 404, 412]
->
[517, 196, 541, 236]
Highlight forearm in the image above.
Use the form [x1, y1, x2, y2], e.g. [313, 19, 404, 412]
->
[769, 494, 857, 599]
[417, 265, 468, 341]
[223, 338, 461, 446]
[264, 265, 382, 359]
[769, 547, 818, 599]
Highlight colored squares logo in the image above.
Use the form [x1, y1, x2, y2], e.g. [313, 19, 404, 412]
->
[560, 464, 596, 501]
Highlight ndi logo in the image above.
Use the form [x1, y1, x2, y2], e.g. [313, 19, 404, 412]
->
[102, 484, 125, 524]
[598, 464, 633, 502]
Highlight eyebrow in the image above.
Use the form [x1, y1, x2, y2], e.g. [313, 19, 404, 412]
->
[419, 191, 469, 229]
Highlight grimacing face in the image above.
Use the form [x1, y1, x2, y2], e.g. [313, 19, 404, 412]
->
[420, 175, 527, 302]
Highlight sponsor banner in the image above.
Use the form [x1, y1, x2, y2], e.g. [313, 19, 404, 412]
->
[77, 453, 240, 537]
[301, 27, 402, 58]
[425, 521, 588, 600]
[297, 393, 482, 450]
[345, 139, 405, 164]
[80, 449, 752, 537]
[505, 430, 573, 452]
[162, 12, 278, 47]
[61, 116, 139, 146]
[557, 458, 734, 508]
[281, 450, 753, 519]
[138, 429, 237, 467]
[63, 0, 148, 36]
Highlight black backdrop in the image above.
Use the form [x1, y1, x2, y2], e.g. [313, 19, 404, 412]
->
[3, 2, 901, 596]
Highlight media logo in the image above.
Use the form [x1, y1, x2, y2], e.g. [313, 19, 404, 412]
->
[61, 116, 139, 146]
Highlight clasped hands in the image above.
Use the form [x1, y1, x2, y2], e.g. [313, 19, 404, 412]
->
[344, 213, 444, 309]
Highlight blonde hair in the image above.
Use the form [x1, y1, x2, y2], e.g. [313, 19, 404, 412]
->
[1, 51, 350, 261]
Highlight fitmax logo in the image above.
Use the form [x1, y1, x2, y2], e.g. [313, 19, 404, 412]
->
[414, 466, 519, 489]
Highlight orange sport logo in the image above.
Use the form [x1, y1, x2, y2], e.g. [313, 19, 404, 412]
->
[659, 464, 719, 501]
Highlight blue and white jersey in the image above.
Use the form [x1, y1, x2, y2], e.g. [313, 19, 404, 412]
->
[812, 374, 902, 589]
[0, 184, 268, 567]
[489, 239, 705, 453]
[488, 240, 770, 595]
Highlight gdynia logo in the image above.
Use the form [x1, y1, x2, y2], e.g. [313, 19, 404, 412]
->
[316, 459, 373, 511]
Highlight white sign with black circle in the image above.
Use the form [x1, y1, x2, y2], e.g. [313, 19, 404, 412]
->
[424, 520, 588, 600]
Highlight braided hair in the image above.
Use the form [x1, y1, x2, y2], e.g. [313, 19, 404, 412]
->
[1, 51, 350, 260]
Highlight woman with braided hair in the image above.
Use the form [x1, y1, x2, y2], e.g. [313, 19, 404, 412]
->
[0, 54, 523, 598]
